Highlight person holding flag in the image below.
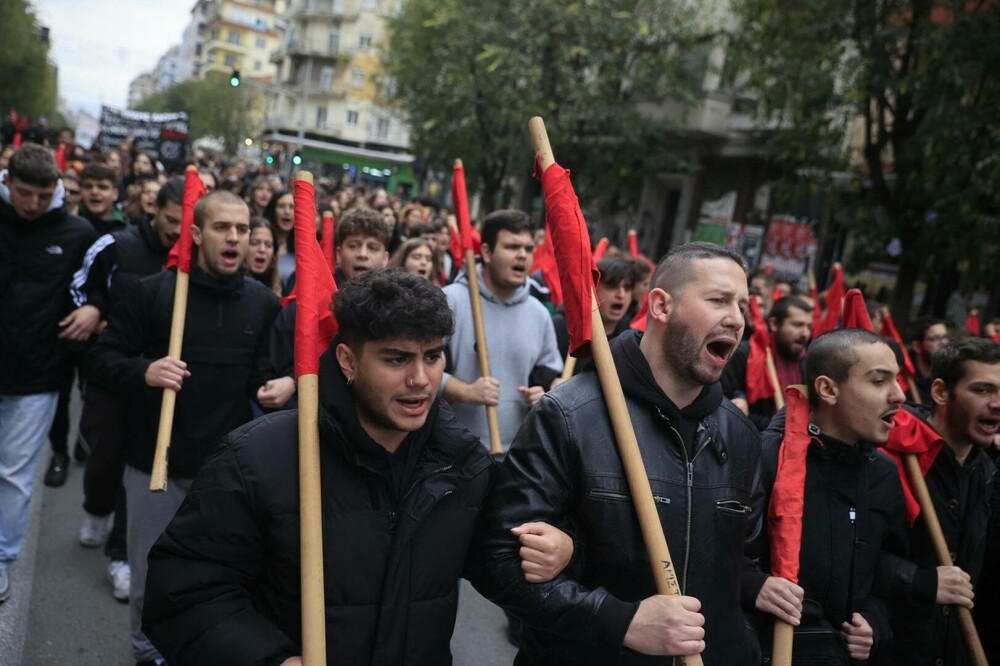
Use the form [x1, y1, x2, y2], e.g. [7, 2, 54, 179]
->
[141, 268, 574, 665]
[876, 337, 999, 666]
[744, 328, 910, 663]
[87, 189, 280, 666]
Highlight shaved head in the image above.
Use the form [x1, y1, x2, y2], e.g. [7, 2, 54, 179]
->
[651, 242, 746, 295]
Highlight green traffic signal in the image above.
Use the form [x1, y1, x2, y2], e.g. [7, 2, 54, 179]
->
[291, 152, 302, 166]
[229, 69, 241, 87]
[265, 154, 274, 165]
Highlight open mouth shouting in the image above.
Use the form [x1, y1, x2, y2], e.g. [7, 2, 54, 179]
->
[220, 248, 241, 267]
[250, 254, 269, 271]
[397, 394, 430, 417]
[879, 409, 899, 427]
[510, 263, 527, 279]
[705, 336, 738, 364]
[975, 416, 1000, 437]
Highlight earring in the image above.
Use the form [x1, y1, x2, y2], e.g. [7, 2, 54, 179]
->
[346, 376, 354, 389]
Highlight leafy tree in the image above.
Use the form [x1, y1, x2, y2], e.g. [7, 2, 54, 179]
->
[730, 0, 1000, 320]
[136, 73, 262, 153]
[385, 0, 710, 213]
[0, 0, 57, 118]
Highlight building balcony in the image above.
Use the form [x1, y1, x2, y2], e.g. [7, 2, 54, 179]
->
[270, 37, 353, 64]
[287, 0, 359, 22]
[204, 37, 249, 56]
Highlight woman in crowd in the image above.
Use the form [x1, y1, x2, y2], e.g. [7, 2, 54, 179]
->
[247, 176, 273, 217]
[123, 175, 161, 223]
[389, 238, 438, 283]
[245, 217, 281, 296]
[264, 189, 296, 292]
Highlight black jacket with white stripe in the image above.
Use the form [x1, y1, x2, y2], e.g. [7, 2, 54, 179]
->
[70, 216, 169, 319]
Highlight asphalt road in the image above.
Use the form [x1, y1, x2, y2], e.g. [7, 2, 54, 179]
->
[18, 392, 517, 665]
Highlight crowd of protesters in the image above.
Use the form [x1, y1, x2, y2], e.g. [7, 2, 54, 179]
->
[2, 126, 1000, 666]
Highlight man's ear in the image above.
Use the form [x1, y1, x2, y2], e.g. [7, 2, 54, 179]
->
[335, 342, 357, 381]
[930, 377, 949, 408]
[814, 375, 838, 406]
[768, 316, 779, 334]
[190, 223, 203, 247]
[646, 287, 672, 325]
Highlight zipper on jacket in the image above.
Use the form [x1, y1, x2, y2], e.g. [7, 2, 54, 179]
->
[846, 506, 857, 614]
[388, 509, 398, 534]
[588, 488, 670, 504]
[665, 421, 693, 593]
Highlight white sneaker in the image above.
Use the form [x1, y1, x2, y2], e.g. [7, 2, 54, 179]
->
[79, 512, 113, 547]
[106, 560, 130, 602]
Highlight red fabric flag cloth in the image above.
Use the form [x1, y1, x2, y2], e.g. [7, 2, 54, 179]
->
[768, 387, 811, 583]
[813, 264, 845, 337]
[537, 158, 600, 357]
[771, 288, 784, 307]
[166, 170, 207, 272]
[452, 162, 477, 257]
[593, 237, 610, 261]
[448, 221, 464, 271]
[531, 225, 563, 308]
[321, 211, 336, 275]
[965, 311, 981, 337]
[54, 144, 67, 174]
[841, 289, 873, 331]
[745, 297, 776, 404]
[625, 230, 655, 269]
[881, 409, 945, 525]
[292, 179, 338, 378]
[630, 292, 648, 332]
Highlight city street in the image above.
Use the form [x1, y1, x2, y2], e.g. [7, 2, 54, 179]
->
[11, 394, 517, 665]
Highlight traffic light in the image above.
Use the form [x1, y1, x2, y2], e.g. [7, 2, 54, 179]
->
[291, 151, 302, 166]
[264, 153, 274, 165]
[229, 69, 241, 88]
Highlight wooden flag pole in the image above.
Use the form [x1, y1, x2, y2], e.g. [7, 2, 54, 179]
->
[765, 348, 785, 409]
[902, 454, 987, 666]
[561, 355, 577, 381]
[455, 159, 503, 455]
[294, 171, 327, 666]
[149, 164, 198, 492]
[530, 116, 702, 666]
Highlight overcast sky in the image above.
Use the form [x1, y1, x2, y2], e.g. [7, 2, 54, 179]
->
[33, 0, 192, 116]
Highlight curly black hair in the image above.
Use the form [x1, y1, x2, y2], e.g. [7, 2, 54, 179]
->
[334, 268, 454, 350]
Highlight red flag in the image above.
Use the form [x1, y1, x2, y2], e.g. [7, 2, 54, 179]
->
[54, 144, 67, 174]
[841, 289, 873, 331]
[768, 387, 811, 583]
[881, 409, 945, 525]
[745, 297, 776, 404]
[452, 161, 477, 256]
[593, 237, 610, 261]
[965, 311, 981, 337]
[321, 211, 336, 276]
[166, 169, 207, 272]
[813, 264, 845, 337]
[630, 293, 648, 332]
[448, 219, 464, 270]
[531, 225, 563, 308]
[292, 179, 338, 378]
[537, 157, 600, 357]
[627, 230, 639, 257]
[771, 288, 784, 307]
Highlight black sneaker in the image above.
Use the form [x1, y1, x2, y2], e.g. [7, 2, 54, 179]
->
[0, 567, 9, 603]
[44, 452, 70, 488]
[73, 440, 89, 463]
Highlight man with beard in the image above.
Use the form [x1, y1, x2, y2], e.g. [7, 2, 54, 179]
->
[723, 296, 813, 431]
[87, 190, 280, 665]
[141, 270, 572, 665]
[469, 242, 764, 664]
[58, 177, 184, 600]
[877, 338, 1000, 665]
[745, 328, 910, 664]
[907, 317, 950, 405]
[442, 210, 562, 450]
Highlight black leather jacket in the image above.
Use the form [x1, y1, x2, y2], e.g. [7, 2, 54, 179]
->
[469, 330, 763, 665]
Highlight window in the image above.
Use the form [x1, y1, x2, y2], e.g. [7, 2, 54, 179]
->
[358, 33, 372, 50]
[319, 66, 334, 91]
[255, 36, 266, 49]
[194, 42, 203, 56]
[375, 117, 390, 139]
[316, 105, 328, 129]
[327, 31, 340, 54]
[350, 69, 364, 88]
[228, 31, 241, 45]
[346, 110, 358, 126]
[253, 60, 262, 71]
[224, 54, 237, 67]
[362, 0, 377, 10]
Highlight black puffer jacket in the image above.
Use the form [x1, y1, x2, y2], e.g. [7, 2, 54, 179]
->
[87, 266, 280, 478]
[469, 329, 763, 665]
[0, 196, 96, 394]
[143, 349, 495, 665]
[745, 409, 910, 661]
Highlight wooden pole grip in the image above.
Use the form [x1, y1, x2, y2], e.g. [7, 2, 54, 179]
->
[297, 373, 327, 665]
[772, 620, 795, 666]
[765, 347, 785, 409]
[149, 270, 190, 492]
[903, 454, 988, 665]
[561, 355, 577, 381]
[465, 248, 503, 455]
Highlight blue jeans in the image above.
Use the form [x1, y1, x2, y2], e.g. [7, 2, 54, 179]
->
[0, 392, 59, 565]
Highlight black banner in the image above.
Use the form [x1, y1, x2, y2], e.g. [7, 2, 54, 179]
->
[99, 106, 189, 170]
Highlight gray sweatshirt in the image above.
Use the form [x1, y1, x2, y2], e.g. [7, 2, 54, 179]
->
[442, 264, 563, 450]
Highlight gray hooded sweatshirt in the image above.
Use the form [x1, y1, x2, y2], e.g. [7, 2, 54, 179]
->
[442, 263, 563, 450]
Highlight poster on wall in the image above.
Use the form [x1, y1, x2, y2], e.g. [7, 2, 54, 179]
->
[759, 215, 817, 282]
